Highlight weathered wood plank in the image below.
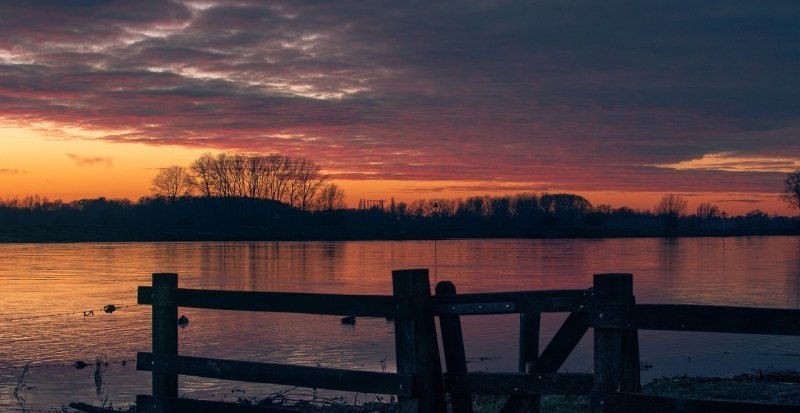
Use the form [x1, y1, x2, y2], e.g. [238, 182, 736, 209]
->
[592, 274, 632, 413]
[136, 395, 298, 413]
[596, 391, 800, 413]
[620, 323, 641, 392]
[499, 312, 542, 413]
[137, 353, 413, 396]
[151, 273, 178, 412]
[438, 301, 517, 315]
[501, 311, 589, 413]
[435, 281, 473, 413]
[592, 304, 800, 336]
[434, 289, 592, 314]
[446, 373, 593, 396]
[518, 312, 541, 374]
[393, 269, 447, 413]
[533, 312, 589, 374]
[138, 286, 406, 318]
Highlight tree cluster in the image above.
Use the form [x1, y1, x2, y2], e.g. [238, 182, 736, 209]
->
[390, 193, 593, 226]
[654, 194, 688, 217]
[0, 190, 798, 242]
[1, 170, 799, 242]
[152, 153, 344, 212]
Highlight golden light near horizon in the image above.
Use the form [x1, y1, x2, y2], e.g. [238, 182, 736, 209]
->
[0, 1, 797, 218]
[2, 3, 800, 411]
[0, 124, 792, 216]
[656, 152, 800, 173]
[0, 125, 206, 200]
[341, 182, 788, 216]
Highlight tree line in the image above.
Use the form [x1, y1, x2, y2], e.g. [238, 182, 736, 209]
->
[0, 191, 796, 242]
[0, 168, 798, 242]
[151, 153, 345, 212]
[149, 153, 800, 220]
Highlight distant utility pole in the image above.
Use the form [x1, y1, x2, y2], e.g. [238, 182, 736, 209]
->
[721, 211, 727, 236]
[433, 202, 439, 281]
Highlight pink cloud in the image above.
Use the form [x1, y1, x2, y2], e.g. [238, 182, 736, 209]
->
[66, 154, 113, 167]
[0, 1, 796, 197]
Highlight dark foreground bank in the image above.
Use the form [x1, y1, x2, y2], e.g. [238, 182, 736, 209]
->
[67, 371, 800, 413]
[1, 196, 798, 242]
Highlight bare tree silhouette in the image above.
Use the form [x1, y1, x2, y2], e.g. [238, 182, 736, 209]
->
[150, 166, 196, 202]
[696, 202, 719, 220]
[315, 183, 346, 212]
[186, 153, 326, 207]
[292, 158, 325, 211]
[655, 194, 687, 231]
[189, 153, 215, 197]
[654, 194, 688, 217]
[783, 170, 800, 211]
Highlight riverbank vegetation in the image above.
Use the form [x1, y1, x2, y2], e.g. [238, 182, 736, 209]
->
[0, 192, 796, 242]
[0, 154, 798, 242]
[64, 370, 800, 412]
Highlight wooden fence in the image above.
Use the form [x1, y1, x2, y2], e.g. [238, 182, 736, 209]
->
[135, 270, 800, 413]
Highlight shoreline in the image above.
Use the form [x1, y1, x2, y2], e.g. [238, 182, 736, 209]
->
[62, 371, 800, 413]
[0, 227, 797, 244]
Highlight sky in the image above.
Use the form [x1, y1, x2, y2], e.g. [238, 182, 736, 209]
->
[0, 1, 798, 215]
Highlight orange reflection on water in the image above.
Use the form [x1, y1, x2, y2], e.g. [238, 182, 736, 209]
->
[1, 238, 800, 410]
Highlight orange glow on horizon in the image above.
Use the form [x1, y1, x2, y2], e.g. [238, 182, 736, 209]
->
[337, 181, 790, 216]
[0, 126, 794, 217]
[0, 126, 206, 200]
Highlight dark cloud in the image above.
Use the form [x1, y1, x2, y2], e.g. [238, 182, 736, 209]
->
[66, 154, 113, 167]
[0, 1, 798, 194]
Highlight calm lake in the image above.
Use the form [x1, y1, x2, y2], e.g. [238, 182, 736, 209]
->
[1, 237, 799, 411]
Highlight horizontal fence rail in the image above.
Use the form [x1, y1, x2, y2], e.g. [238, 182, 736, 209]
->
[135, 270, 800, 413]
[136, 270, 445, 413]
[137, 353, 414, 396]
[591, 304, 800, 336]
[138, 286, 407, 318]
[433, 289, 593, 315]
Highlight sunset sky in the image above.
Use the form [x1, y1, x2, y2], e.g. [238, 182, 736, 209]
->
[0, 1, 798, 214]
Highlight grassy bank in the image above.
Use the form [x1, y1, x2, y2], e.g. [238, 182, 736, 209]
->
[473, 370, 800, 413]
[247, 371, 800, 412]
[67, 371, 800, 412]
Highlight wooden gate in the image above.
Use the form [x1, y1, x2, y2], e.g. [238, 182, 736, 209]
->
[136, 270, 800, 412]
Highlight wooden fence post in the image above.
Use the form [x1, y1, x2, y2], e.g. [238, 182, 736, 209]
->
[436, 281, 474, 413]
[152, 273, 178, 413]
[498, 311, 543, 413]
[519, 311, 542, 412]
[620, 306, 641, 392]
[592, 273, 634, 412]
[393, 269, 447, 413]
[519, 312, 541, 375]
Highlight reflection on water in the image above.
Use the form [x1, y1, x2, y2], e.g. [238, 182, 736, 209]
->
[1, 237, 799, 410]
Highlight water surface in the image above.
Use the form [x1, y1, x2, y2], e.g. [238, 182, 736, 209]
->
[1, 238, 799, 410]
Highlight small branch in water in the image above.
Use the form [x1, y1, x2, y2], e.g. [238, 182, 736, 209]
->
[13, 362, 31, 406]
[94, 356, 107, 396]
